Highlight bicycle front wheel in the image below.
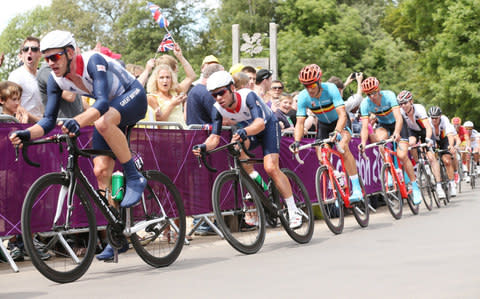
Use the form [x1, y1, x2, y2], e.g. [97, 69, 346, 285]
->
[439, 162, 450, 205]
[417, 164, 433, 211]
[273, 169, 314, 244]
[212, 170, 266, 255]
[381, 164, 403, 220]
[316, 166, 344, 234]
[130, 170, 186, 268]
[21, 172, 97, 283]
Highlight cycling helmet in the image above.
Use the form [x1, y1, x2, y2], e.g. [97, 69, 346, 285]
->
[397, 90, 412, 104]
[298, 64, 322, 85]
[452, 117, 462, 125]
[463, 121, 474, 128]
[428, 106, 442, 117]
[40, 30, 76, 53]
[206, 70, 234, 91]
[361, 77, 380, 94]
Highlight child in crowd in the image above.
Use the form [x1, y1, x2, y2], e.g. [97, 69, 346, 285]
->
[0, 81, 34, 123]
[275, 94, 295, 133]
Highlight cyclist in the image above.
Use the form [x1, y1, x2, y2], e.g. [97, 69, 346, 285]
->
[428, 106, 458, 196]
[192, 70, 303, 229]
[358, 77, 422, 205]
[397, 90, 446, 198]
[463, 120, 480, 177]
[289, 64, 363, 202]
[452, 117, 469, 178]
[9, 30, 148, 260]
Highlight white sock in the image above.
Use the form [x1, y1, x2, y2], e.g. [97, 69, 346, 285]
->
[285, 196, 297, 214]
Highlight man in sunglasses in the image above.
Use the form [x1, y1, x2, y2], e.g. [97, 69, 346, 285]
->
[9, 30, 148, 261]
[397, 90, 446, 199]
[428, 106, 458, 196]
[358, 77, 423, 205]
[7, 36, 43, 121]
[192, 70, 304, 229]
[290, 64, 364, 203]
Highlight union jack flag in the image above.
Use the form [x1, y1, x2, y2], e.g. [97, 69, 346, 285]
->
[157, 33, 174, 52]
[147, 2, 169, 28]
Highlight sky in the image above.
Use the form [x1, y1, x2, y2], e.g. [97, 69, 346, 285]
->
[0, 0, 52, 33]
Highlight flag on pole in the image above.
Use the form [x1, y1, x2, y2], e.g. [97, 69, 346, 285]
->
[157, 33, 174, 52]
[147, 2, 169, 28]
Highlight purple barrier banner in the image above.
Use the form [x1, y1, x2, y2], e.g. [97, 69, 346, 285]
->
[0, 124, 382, 236]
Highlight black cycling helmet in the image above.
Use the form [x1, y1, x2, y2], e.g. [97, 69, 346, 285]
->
[428, 106, 442, 117]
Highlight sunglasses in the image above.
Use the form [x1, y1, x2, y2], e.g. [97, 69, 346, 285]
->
[211, 87, 229, 98]
[399, 102, 409, 106]
[366, 90, 379, 97]
[22, 46, 40, 53]
[272, 86, 283, 90]
[431, 117, 440, 120]
[44, 51, 65, 63]
[303, 82, 318, 89]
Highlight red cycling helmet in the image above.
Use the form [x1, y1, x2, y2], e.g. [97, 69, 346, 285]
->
[298, 64, 322, 85]
[361, 77, 380, 94]
[397, 90, 412, 104]
[452, 117, 461, 125]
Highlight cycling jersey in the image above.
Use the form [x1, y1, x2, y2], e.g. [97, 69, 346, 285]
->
[456, 126, 467, 142]
[37, 51, 147, 149]
[400, 103, 428, 131]
[296, 82, 344, 124]
[429, 115, 456, 141]
[211, 88, 280, 155]
[359, 90, 398, 125]
[466, 129, 479, 148]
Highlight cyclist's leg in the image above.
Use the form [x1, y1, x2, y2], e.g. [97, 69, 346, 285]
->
[427, 149, 445, 198]
[398, 122, 422, 204]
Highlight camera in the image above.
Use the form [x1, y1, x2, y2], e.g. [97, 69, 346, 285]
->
[350, 72, 358, 80]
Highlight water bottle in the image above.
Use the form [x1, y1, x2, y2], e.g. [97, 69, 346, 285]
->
[334, 170, 345, 187]
[395, 168, 404, 183]
[250, 171, 269, 192]
[111, 171, 125, 201]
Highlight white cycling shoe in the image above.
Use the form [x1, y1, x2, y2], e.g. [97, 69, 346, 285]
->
[289, 210, 303, 229]
[436, 184, 446, 199]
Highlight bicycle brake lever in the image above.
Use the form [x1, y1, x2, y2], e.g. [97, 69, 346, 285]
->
[14, 145, 19, 162]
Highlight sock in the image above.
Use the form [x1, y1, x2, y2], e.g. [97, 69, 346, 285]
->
[284, 195, 297, 214]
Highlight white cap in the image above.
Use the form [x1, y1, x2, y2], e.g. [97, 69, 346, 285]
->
[464, 121, 474, 128]
[40, 30, 76, 52]
[206, 70, 233, 91]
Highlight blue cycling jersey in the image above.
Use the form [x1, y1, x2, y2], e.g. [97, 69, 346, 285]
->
[359, 90, 398, 125]
[296, 82, 344, 124]
[37, 51, 146, 134]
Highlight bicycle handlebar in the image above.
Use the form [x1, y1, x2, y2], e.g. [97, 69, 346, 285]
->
[197, 141, 254, 173]
[293, 137, 343, 165]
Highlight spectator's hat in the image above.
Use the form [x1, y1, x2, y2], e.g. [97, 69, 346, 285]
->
[202, 55, 219, 66]
[229, 63, 244, 75]
[255, 69, 272, 84]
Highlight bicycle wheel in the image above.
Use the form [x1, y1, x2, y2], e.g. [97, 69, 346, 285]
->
[130, 170, 186, 268]
[439, 162, 450, 205]
[470, 158, 476, 189]
[381, 164, 403, 220]
[351, 176, 369, 228]
[406, 192, 420, 215]
[315, 166, 344, 234]
[212, 170, 266, 254]
[457, 155, 463, 193]
[21, 172, 97, 283]
[272, 169, 314, 243]
[417, 164, 433, 211]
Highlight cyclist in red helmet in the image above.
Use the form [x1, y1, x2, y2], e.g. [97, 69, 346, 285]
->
[290, 64, 363, 203]
[451, 116, 469, 176]
[358, 77, 423, 205]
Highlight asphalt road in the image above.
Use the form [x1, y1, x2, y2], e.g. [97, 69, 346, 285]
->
[1, 183, 479, 299]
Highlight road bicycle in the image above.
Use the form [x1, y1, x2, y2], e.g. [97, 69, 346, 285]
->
[454, 150, 464, 193]
[460, 149, 477, 189]
[294, 137, 369, 235]
[409, 143, 440, 209]
[364, 138, 419, 219]
[18, 132, 186, 283]
[197, 141, 314, 254]
[435, 149, 452, 205]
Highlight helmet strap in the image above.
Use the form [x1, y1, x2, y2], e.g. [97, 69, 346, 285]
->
[63, 47, 72, 78]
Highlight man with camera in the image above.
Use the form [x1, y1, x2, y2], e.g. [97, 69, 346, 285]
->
[289, 64, 363, 203]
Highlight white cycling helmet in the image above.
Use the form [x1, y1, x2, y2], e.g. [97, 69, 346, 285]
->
[40, 30, 76, 53]
[206, 70, 233, 91]
[463, 121, 474, 128]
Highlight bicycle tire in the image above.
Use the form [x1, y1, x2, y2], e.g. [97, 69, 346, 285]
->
[130, 170, 186, 268]
[439, 161, 450, 205]
[351, 176, 369, 228]
[21, 172, 97, 283]
[315, 166, 344, 234]
[457, 155, 463, 193]
[272, 169, 314, 243]
[381, 164, 403, 220]
[406, 193, 420, 215]
[212, 170, 266, 254]
[470, 158, 476, 190]
[417, 164, 433, 211]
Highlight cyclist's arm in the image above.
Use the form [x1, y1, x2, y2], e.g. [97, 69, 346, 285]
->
[203, 133, 221, 151]
[360, 116, 370, 147]
[421, 118, 433, 140]
[294, 116, 306, 141]
[392, 107, 403, 138]
[334, 106, 347, 133]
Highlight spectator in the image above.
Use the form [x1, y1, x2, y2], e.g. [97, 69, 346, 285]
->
[269, 79, 285, 112]
[8, 36, 43, 121]
[193, 55, 220, 86]
[232, 71, 250, 90]
[241, 66, 256, 90]
[229, 63, 244, 76]
[186, 64, 224, 126]
[254, 69, 273, 101]
[37, 63, 85, 118]
[275, 94, 295, 133]
[0, 81, 36, 123]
